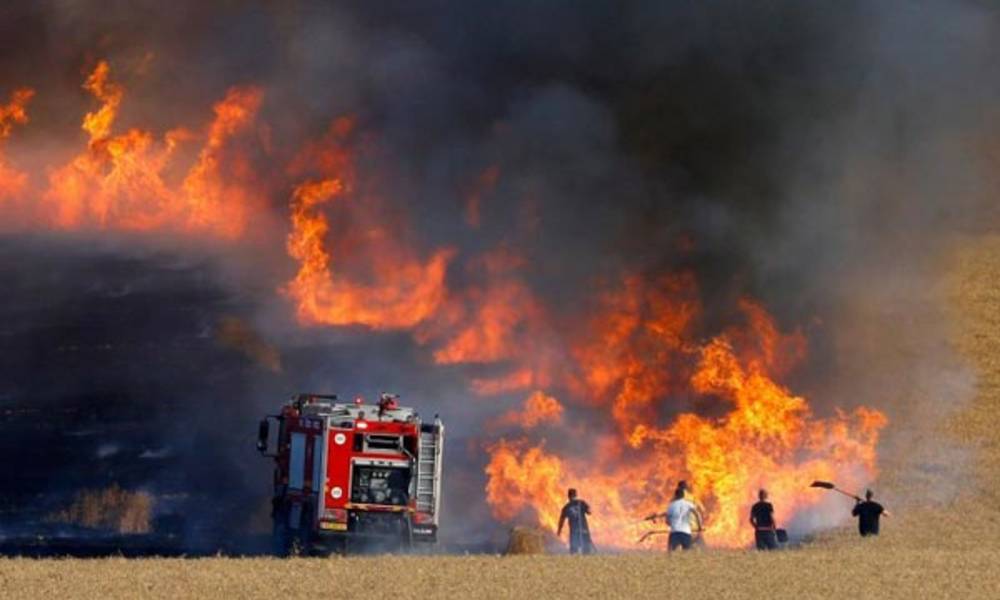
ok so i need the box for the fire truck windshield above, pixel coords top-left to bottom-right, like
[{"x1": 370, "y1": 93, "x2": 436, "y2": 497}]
[{"x1": 351, "y1": 465, "x2": 411, "y2": 506}]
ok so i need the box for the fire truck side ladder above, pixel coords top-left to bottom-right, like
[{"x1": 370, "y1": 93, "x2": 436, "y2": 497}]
[{"x1": 415, "y1": 420, "x2": 444, "y2": 515}]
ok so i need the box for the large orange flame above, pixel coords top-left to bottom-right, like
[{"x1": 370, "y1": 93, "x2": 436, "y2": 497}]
[
  {"x1": 0, "y1": 88, "x2": 33, "y2": 139},
  {"x1": 0, "y1": 87, "x2": 34, "y2": 203},
  {"x1": 429, "y1": 249, "x2": 540, "y2": 364},
  {"x1": 483, "y1": 277, "x2": 887, "y2": 549},
  {"x1": 0, "y1": 57, "x2": 888, "y2": 550},
  {"x1": 2, "y1": 61, "x2": 264, "y2": 236},
  {"x1": 282, "y1": 119, "x2": 454, "y2": 329},
  {"x1": 493, "y1": 391, "x2": 564, "y2": 429}
]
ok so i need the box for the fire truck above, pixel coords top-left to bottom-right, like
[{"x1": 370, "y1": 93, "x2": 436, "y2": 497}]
[{"x1": 256, "y1": 393, "x2": 444, "y2": 555}]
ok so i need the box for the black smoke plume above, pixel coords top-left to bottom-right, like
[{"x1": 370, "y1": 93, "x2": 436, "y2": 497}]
[{"x1": 0, "y1": 0, "x2": 996, "y2": 551}]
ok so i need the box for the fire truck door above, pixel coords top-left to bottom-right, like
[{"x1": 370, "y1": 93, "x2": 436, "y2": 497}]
[
  {"x1": 312, "y1": 435, "x2": 324, "y2": 492},
  {"x1": 289, "y1": 432, "x2": 306, "y2": 490}
]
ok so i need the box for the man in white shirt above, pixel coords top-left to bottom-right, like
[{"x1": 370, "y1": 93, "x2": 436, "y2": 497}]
[{"x1": 651, "y1": 487, "x2": 704, "y2": 551}]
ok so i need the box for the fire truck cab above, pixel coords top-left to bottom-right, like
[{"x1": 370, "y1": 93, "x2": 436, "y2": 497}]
[{"x1": 257, "y1": 393, "x2": 443, "y2": 555}]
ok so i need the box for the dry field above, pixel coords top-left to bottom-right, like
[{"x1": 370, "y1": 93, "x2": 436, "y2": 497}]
[
  {"x1": 2, "y1": 235, "x2": 1000, "y2": 599},
  {"x1": 1, "y1": 544, "x2": 999, "y2": 600}
]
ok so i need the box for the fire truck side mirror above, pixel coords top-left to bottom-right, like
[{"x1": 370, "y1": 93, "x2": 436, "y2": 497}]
[{"x1": 257, "y1": 416, "x2": 281, "y2": 456}]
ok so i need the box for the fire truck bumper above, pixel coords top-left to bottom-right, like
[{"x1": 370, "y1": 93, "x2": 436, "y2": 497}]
[{"x1": 411, "y1": 523, "x2": 437, "y2": 542}]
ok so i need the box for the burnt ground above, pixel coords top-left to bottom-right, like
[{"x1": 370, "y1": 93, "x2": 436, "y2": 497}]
[
  {"x1": 0, "y1": 237, "x2": 502, "y2": 557},
  {"x1": 0, "y1": 237, "x2": 278, "y2": 556}
]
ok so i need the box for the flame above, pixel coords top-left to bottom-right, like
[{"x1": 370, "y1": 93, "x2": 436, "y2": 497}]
[
  {"x1": 0, "y1": 88, "x2": 33, "y2": 139},
  {"x1": 0, "y1": 61, "x2": 264, "y2": 236},
  {"x1": 282, "y1": 119, "x2": 454, "y2": 329},
  {"x1": 571, "y1": 273, "x2": 700, "y2": 432},
  {"x1": 179, "y1": 86, "x2": 264, "y2": 237},
  {"x1": 484, "y1": 276, "x2": 887, "y2": 549},
  {"x1": 81, "y1": 61, "x2": 123, "y2": 143},
  {"x1": 0, "y1": 56, "x2": 889, "y2": 551},
  {"x1": 430, "y1": 249, "x2": 540, "y2": 364},
  {"x1": 493, "y1": 391, "x2": 564, "y2": 429},
  {"x1": 0, "y1": 87, "x2": 34, "y2": 202},
  {"x1": 470, "y1": 368, "x2": 549, "y2": 396}
]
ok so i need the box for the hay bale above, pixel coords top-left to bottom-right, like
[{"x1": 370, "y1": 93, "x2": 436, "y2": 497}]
[{"x1": 505, "y1": 526, "x2": 546, "y2": 555}]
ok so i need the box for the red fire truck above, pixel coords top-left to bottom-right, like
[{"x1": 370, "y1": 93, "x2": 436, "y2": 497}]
[{"x1": 257, "y1": 393, "x2": 444, "y2": 555}]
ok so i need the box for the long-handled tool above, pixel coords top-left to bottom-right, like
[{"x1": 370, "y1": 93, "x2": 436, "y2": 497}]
[
  {"x1": 810, "y1": 480, "x2": 861, "y2": 501},
  {"x1": 637, "y1": 529, "x2": 670, "y2": 543},
  {"x1": 637, "y1": 528, "x2": 705, "y2": 545}
]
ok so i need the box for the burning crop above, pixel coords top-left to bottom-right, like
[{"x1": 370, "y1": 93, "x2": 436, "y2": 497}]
[
  {"x1": 0, "y1": 87, "x2": 33, "y2": 202},
  {"x1": 2, "y1": 61, "x2": 264, "y2": 236},
  {"x1": 0, "y1": 56, "x2": 888, "y2": 550},
  {"x1": 481, "y1": 277, "x2": 886, "y2": 549},
  {"x1": 8, "y1": 0, "x2": 985, "y2": 556}
]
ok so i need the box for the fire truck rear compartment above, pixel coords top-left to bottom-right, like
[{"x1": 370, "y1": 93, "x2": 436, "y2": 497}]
[{"x1": 260, "y1": 394, "x2": 443, "y2": 554}]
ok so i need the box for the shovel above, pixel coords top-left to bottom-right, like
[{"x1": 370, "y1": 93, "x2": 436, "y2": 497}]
[{"x1": 810, "y1": 480, "x2": 861, "y2": 501}]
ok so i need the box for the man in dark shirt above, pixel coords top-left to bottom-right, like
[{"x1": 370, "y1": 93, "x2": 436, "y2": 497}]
[
  {"x1": 557, "y1": 488, "x2": 594, "y2": 554},
  {"x1": 749, "y1": 488, "x2": 778, "y2": 550},
  {"x1": 852, "y1": 489, "x2": 888, "y2": 536}
]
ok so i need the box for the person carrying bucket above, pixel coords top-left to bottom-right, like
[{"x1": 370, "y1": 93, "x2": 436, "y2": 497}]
[{"x1": 749, "y1": 488, "x2": 779, "y2": 550}]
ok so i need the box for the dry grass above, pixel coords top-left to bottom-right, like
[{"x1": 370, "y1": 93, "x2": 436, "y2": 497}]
[
  {"x1": 5, "y1": 234, "x2": 1000, "y2": 599},
  {"x1": 49, "y1": 484, "x2": 153, "y2": 534},
  {"x1": 946, "y1": 235, "x2": 1000, "y2": 499},
  {"x1": 1, "y1": 546, "x2": 999, "y2": 600}
]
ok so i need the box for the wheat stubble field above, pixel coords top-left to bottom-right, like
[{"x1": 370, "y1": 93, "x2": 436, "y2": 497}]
[{"x1": 2, "y1": 236, "x2": 1000, "y2": 599}]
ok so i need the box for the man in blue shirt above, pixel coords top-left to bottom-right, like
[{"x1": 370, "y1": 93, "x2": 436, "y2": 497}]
[{"x1": 557, "y1": 488, "x2": 594, "y2": 554}]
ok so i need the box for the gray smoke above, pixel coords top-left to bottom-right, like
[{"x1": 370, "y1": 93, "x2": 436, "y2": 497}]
[{"x1": 0, "y1": 0, "x2": 996, "y2": 550}]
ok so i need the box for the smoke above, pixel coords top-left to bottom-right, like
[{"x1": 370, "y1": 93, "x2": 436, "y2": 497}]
[{"x1": 0, "y1": 0, "x2": 996, "y2": 550}]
